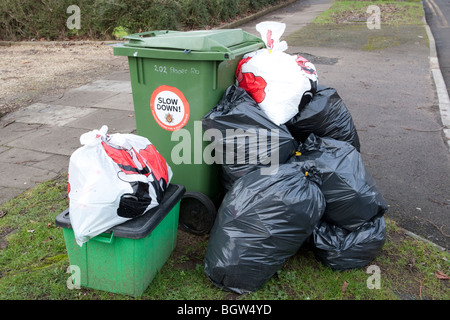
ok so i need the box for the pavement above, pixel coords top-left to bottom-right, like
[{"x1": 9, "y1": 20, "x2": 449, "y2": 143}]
[{"x1": 0, "y1": 0, "x2": 449, "y2": 249}]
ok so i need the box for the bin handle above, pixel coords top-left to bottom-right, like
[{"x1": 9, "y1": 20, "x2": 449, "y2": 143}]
[
  {"x1": 91, "y1": 232, "x2": 114, "y2": 244},
  {"x1": 124, "y1": 30, "x2": 177, "y2": 42}
]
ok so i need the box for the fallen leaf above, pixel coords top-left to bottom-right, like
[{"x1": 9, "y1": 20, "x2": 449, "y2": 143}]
[
  {"x1": 341, "y1": 281, "x2": 349, "y2": 296},
  {"x1": 407, "y1": 258, "x2": 416, "y2": 271},
  {"x1": 41, "y1": 236, "x2": 53, "y2": 244},
  {"x1": 435, "y1": 271, "x2": 449, "y2": 280}
]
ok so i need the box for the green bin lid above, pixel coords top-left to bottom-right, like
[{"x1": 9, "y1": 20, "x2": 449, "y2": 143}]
[{"x1": 114, "y1": 29, "x2": 265, "y2": 61}]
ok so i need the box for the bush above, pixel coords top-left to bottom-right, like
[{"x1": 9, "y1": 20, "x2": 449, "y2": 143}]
[
  {"x1": 0, "y1": 0, "x2": 71, "y2": 40},
  {"x1": 0, "y1": 0, "x2": 285, "y2": 41}
]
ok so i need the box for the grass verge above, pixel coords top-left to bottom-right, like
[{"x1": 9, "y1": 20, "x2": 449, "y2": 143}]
[
  {"x1": 0, "y1": 174, "x2": 448, "y2": 300},
  {"x1": 314, "y1": 0, "x2": 424, "y2": 25}
]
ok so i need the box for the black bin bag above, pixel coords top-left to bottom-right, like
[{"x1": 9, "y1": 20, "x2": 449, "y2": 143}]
[
  {"x1": 291, "y1": 134, "x2": 388, "y2": 231},
  {"x1": 286, "y1": 85, "x2": 361, "y2": 151},
  {"x1": 204, "y1": 162, "x2": 326, "y2": 294},
  {"x1": 311, "y1": 215, "x2": 386, "y2": 270},
  {"x1": 202, "y1": 85, "x2": 298, "y2": 191}
]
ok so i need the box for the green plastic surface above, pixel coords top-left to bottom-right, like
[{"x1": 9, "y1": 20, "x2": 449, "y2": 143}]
[
  {"x1": 114, "y1": 29, "x2": 265, "y2": 61},
  {"x1": 113, "y1": 29, "x2": 265, "y2": 201},
  {"x1": 61, "y1": 201, "x2": 180, "y2": 297}
]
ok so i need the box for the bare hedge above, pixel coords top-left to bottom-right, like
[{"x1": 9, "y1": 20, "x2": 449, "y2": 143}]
[{"x1": 0, "y1": 0, "x2": 284, "y2": 41}]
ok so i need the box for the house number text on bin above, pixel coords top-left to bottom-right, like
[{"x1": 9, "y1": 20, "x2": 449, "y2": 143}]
[{"x1": 150, "y1": 85, "x2": 190, "y2": 131}]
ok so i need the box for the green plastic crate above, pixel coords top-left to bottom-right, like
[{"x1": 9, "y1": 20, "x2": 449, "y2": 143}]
[{"x1": 55, "y1": 184, "x2": 185, "y2": 297}]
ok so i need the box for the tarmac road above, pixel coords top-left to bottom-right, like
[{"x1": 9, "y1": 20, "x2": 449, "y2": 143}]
[
  {"x1": 238, "y1": 0, "x2": 450, "y2": 249},
  {"x1": 423, "y1": 0, "x2": 450, "y2": 97}
]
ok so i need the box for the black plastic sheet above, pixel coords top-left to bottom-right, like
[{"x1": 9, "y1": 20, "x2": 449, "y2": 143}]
[
  {"x1": 311, "y1": 215, "x2": 386, "y2": 270},
  {"x1": 291, "y1": 134, "x2": 387, "y2": 231},
  {"x1": 202, "y1": 85, "x2": 298, "y2": 191},
  {"x1": 204, "y1": 162, "x2": 325, "y2": 294},
  {"x1": 286, "y1": 86, "x2": 361, "y2": 151}
]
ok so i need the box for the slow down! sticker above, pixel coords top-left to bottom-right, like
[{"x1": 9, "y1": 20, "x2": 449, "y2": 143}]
[{"x1": 150, "y1": 85, "x2": 190, "y2": 131}]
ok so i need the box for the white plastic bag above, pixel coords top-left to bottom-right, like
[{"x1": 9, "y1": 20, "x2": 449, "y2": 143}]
[
  {"x1": 236, "y1": 21, "x2": 318, "y2": 126},
  {"x1": 255, "y1": 21, "x2": 288, "y2": 52},
  {"x1": 68, "y1": 125, "x2": 172, "y2": 246}
]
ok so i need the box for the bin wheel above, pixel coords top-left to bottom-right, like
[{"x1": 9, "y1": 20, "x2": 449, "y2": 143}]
[{"x1": 179, "y1": 192, "x2": 217, "y2": 235}]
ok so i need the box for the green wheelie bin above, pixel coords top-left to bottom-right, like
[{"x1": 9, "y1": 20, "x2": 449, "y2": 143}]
[{"x1": 113, "y1": 29, "x2": 265, "y2": 234}]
